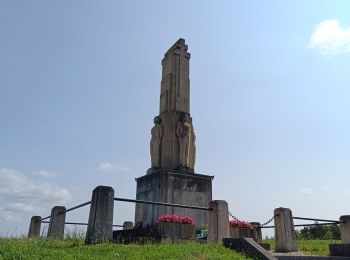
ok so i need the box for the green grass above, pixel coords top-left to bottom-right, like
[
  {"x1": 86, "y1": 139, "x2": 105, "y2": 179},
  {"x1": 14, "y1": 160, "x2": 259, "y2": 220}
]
[
  {"x1": 264, "y1": 239, "x2": 341, "y2": 256},
  {"x1": 0, "y1": 238, "x2": 250, "y2": 260}
]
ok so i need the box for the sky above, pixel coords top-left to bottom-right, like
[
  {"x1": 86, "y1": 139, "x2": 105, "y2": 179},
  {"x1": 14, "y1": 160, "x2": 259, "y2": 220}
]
[{"x1": 1, "y1": 0, "x2": 350, "y2": 237}]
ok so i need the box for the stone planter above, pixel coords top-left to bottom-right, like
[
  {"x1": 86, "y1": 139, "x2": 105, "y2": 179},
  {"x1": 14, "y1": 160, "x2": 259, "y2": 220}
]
[
  {"x1": 155, "y1": 223, "x2": 196, "y2": 241},
  {"x1": 230, "y1": 227, "x2": 253, "y2": 239}
]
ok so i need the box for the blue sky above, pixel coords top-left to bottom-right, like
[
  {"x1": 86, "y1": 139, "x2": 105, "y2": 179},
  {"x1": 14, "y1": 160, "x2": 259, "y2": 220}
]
[{"x1": 1, "y1": 0, "x2": 350, "y2": 237}]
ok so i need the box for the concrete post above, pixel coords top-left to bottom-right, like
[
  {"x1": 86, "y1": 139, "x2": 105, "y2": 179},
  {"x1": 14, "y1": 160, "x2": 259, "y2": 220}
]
[
  {"x1": 85, "y1": 186, "x2": 114, "y2": 244},
  {"x1": 123, "y1": 221, "x2": 133, "y2": 230},
  {"x1": 250, "y1": 222, "x2": 262, "y2": 243},
  {"x1": 274, "y1": 207, "x2": 297, "y2": 252},
  {"x1": 207, "y1": 200, "x2": 230, "y2": 243},
  {"x1": 340, "y1": 215, "x2": 350, "y2": 243},
  {"x1": 47, "y1": 206, "x2": 66, "y2": 240},
  {"x1": 28, "y1": 216, "x2": 41, "y2": 238}
]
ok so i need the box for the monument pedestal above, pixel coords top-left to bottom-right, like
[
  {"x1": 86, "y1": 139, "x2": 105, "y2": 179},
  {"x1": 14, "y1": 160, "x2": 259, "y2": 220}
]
[{"x1": 135, "y1": 170, "x2": 213, "y2": 230}]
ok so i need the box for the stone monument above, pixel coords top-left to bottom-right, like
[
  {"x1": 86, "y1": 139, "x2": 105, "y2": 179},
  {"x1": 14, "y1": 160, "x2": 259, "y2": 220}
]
[{"x1": 135, "y1": 39, "x2": 213, "y2": 229}]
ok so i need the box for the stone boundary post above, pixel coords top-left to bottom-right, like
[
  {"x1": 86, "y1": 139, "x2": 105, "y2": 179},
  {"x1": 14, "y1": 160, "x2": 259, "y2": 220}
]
[
  {"x1": 85, "y1": 186, "x2": 114, "y2": 244},
  {"x1": 28, "y1": 216, "x2": 41, "y2": 238},
  {"x1": 274, "y1": 207, "x2": 297, "y2": 252},
  {"x1": 207, "y1": 200, "x2": 230, "y2": 243},
  {"x1": 250, "y1": 222, "x2": 262, "y2": 243},
  {"x1": 340, "y1": 215, "x2": 350, "y2": 243},
  {"x1": 47, "y1": 206, "x2": 66, "y2": 239}
]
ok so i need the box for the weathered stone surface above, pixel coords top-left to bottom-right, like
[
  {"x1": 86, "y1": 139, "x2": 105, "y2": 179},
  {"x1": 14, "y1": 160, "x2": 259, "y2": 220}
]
[
  {"x1": 150, "y1": 116, "x2": 163, "y2": 169},
  {"x1": 329, "y1": 243, "x2": 350, "y2": 257},
  {"x1": 149, "y1": 38, "x2": 196, "y2": 172},
  {"x1": 28, "y1": 216, "x2": 41, "y2": 238},
  {"x1": 230, "y1": 227, "x2": 253, "y2": 239},
  {"x1": 340, "y1": 215, "x2": 350, "y2": 243},
  {"x1": 134, "y1": 170, "x2": 213, "y2": 230},
  {"x1": 47, "y1": 206, "x2": 66, "y2": 240},
  {"x1": 155, "y1": 223, "x2": 196, "y2": 241},
  {"x1": 223, "y1": 237, "x2": 277, "y2": 260},
  {"x1": 208, "y1": 200, "x2": 230, "y2": 243},
  {"x1": 274, "y1": 207, "x2": 297, "y2": 252},
  {"x1": 85, "y1": 186, "x2": 114, "y2": 244},
  {"x1": 251, "y1": 222, "x2": 263, "y2": 243},
  {"x1": 123, "y1": 221, "x2": 133, "y2": 230}
]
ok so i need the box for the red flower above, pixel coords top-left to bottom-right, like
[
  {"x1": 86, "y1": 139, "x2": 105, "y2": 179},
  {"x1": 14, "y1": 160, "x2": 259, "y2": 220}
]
[
  {"x1": 157, "y1": 214, "x2": 195, "y2": 225},
  {"x1": 229, "y1": 220, "x2": 253, "y2": 229}
]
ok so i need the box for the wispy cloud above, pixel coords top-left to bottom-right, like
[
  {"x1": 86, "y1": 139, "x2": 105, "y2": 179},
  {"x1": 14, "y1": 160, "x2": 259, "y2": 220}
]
[
  {"x1": 340, "y1": 189, "x2": 350, "y2": 195},
  {"x1": 321, "y1": 186, "x2": 332, "y2": 192},
  {"x1": 33, "y1": 170, "x2": 57, "y2": 178},
  {"x1": 97, "y1": 162, "x2": 130, "y2": 173},
  {"x1": 307, "y1": 19, "x2": 350, "y2": 55},
  {"x1": 0, "y1": 168, "x2": 72, "y2": 221},
  {"x1": 300, "y1": 187, "x2": 313, "y2": 197}
]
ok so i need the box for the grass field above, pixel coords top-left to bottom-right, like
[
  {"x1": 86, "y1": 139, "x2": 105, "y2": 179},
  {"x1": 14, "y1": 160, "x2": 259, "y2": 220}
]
[
  {"x1": 0, "y1": 238, "x2": 342, "y2": 259},
  {"x1": 265, "y1": 239, "x2": 341, "y2": 256},
  {"x1": 0, "y1": 238, "x2": 250, "y2": 260}
]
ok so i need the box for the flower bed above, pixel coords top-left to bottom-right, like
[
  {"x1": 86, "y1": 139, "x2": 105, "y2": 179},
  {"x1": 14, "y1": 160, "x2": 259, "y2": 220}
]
[
  {"x1": 155, "y1": 215, "x2": 195, "y2": 241},
  {"x1": 229, "y1": 220, "x2": 253, "y2": 229},
  {"x1": 229, "y1": 220, "x2": 254, "y2": 239}
]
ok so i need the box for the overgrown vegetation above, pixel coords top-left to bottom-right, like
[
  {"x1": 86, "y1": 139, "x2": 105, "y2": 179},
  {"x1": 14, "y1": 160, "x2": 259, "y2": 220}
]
[
  {"x1": 0, "y1": 238, "x2": 250, "y2": 260},
  {"x1": 264, "y1": 239, "x2": 341, "y2": 256},
  {"x1": 296, "y1": 224, "x2": 340, "y2": 240}
]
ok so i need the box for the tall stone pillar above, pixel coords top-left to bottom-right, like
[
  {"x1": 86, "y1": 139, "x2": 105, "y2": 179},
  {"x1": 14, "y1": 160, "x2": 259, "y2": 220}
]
[
  {"x1": 136, "y1": 39, "x2": 212, "y2": 230},
  {"x1": 149, "y1": 38, "x2": 196, "y2": 173}
]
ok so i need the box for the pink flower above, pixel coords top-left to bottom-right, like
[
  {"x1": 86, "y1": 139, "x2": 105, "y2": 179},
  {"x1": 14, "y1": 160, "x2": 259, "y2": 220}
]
[
  {"x1": 157, "y1": 214, "x2": 195, "y2": 225},
  {"x1": 229, "y1": 220, "x2": 253, "y2": 229}
]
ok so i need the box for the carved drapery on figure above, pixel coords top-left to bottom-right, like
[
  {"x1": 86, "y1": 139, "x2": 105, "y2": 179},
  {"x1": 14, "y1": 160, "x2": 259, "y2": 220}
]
[
  {"x1": 150, "y1": 116, "x2": 163, "y2": 169},
  {"x1": 188, "y1": 127, "x2": 196, "y2": 169},
  {"x1": 176, "y1": 114, "x2": 192, "y2": 169}
]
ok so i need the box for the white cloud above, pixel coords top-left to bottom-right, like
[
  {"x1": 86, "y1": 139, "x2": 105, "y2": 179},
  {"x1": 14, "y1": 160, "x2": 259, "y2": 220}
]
[
  {"x1": 33, "y1": 170, "x2": 57, "y2": 178},
  {"x1": 308, "y1": 19, "x2": 350, "y2": 55},
  {"x1": 300, "y1": 187, "x2": 313, "y2": 196},
  {"x1": 0, "y1": 168, "x2": 72, "y2": 222},
  {"x1": 97, "y1": 162, "x2": 130, "y2": 173}
]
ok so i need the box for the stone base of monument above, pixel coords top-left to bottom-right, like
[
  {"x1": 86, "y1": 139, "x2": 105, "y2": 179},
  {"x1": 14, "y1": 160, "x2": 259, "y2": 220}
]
[
  {"x1": 134, "y1": 170, "x2": 213, "y2": 230},
  {"x1": 112, "y1": 223, "x2": 195, "y2": 244},
  {"x1": 113, "y1": 227, "x2": 158, "y2": 244},
  {"x1": 155, "y1": 222, "x2": 196, "y2": 242},
  {"x1": 329, "y1": 244, "x2": 350, "y2": 257}
]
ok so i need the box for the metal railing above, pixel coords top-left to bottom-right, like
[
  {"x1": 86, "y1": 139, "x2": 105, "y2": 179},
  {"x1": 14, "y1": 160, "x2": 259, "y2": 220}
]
[
  {"x1": 38, "y1": 201, "x2": 92, "y2": 222},
  {"x1": 114, "y1": 197, "x2": 213, "y2": 211},
  {"x1": 260, "y1": 215, "x2": 341, "y2": 229}
]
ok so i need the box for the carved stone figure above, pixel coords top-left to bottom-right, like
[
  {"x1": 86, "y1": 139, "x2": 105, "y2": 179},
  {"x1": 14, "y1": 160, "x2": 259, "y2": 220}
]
[
  {"x1": 188, "y1": 128, "x2": 196, "y2": 169},
  {"x1": 150, "y1": 116, "x2": 163, "y2": 168},
  {"x1": 176, "y1": 113, "x2": 192, "y2": 168}
]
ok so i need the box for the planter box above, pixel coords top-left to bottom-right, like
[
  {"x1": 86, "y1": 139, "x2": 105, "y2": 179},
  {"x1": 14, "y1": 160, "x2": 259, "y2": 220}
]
[
  {"x1": 155, "y1": 223, "x2": 196, "y2": 241},
  {"x1": 230, "y1": 227, "x2": 253, "y2": 239},
  {"x1": 230, "y1": 227, "x2": 262, "y2": 242}
]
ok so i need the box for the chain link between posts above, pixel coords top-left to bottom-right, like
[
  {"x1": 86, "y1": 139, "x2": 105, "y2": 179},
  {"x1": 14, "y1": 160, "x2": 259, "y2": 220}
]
[{"x1": 228, "y1": 211, "x2": 279, "y2": 229}]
